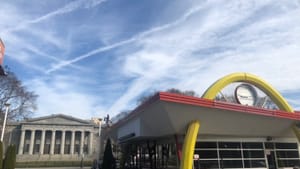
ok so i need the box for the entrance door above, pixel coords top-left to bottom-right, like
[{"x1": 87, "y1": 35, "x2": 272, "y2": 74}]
[{"x1": 267, "y1": 151, "x2": 277, "y2": 169}]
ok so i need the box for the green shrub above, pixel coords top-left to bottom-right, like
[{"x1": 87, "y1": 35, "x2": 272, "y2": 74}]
[
  {"x1": 10, "y1": 145, "x2": 16, "y2": 169},
  {"x1": 3, "y1": 145, "x2": 16, "y2": 169},
  {"x1": 102, "y1": 138, "x2": 116, "y2": 169}
]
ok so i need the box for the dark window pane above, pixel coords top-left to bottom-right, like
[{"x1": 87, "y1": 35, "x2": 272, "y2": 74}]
[
  {"x1": 33, "y1": 144, "x2": 40, "y2": 154},
  {"x1": 265, "y1": 142, "x2": 274, "y2": 149},
  {"x1": 194, "y1": 150, "x2": 218, "y2": 159},
  {"x1": 278, "y1": 160, "x2": 300, "y2": 167},
  {"x1": 243, "y1": 150, "x2": 265, "y2": 158},
  {"x1": 219, "y1": 142, "x2": 241, "y2": 149},
  {"x1": 275, "y1": 143, "x2": 298, "y2": 149},
  {"x1": 244, "y1": 160, "x2": 266, "y2": 168},
  {"x1": 242, "y1": 142, "x2": 263, "y2": 149},
  {"x1": 24, "y1": 144, "x2": 29, "y2": 154},
  {"x1": 199, "y1": 160, "x2": 219, "y2": 169},
  {"x1": 276, "y1": 151, "x2": 300, "y2": 158},
  {"x1": 194, "y1": 160, "x2": 201, "y2": 169},
  {"x1": 219, "y1": 150, "x2": 241, "y2": 158},
  {"x1": 221, "y1": 160, "x2": 242, "y2": 168},
  {"x1": 196, "y1": 142, "x2": 217, "y2": 149}
]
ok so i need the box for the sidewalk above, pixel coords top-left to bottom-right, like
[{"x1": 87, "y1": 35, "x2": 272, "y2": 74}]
[{"x1": 16, "y1": 167, "x2": 91, "y2": 169}]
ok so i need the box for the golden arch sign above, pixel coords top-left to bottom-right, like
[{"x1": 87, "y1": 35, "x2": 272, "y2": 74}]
[
  {"x1": 202, "y1": 72, "x2": 293, "y2": 112},
  {"x1": 180, "y1": 72, "x2": 294, "y2": 169}
]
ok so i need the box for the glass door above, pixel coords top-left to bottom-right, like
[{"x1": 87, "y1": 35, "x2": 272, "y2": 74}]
[{"x1": 266, "y1": 151, "x2": 277, "y2": 169}]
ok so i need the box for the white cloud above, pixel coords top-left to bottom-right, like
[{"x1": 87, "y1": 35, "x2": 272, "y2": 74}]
[
  {"x1": 104, "y1": 0, "x2": 300, "y2": 116},
  {"x1": 29, "y1": 78, "x2": 106, "y2": 119},
  {"x1": 2, "y1": 0, "x2": 108, "y2": 34},
  {"x1": 2, "y1": 0, "x2": 300, "y2": 120}
]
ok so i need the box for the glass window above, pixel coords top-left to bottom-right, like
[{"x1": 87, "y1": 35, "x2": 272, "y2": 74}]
[
  {"x1": 219, "y1": 142, "x2": 241, "y2": 149},
  {"x1": 276, "y1": 150, "x2": 300, "y2": 158},
  {"x1": 24, "y1": 144, "x2": 29, "y2": 154},
  {"x1": 242, "y1": 142, "x2": 263, "y2": 149},
  {"x1": 54, "y1": 144, "x2": 60, "y2": 154},
  {"x1": 199, "y1": 160, "x2": 219, "y2": 169},
  {"x1": 243, "y1": 150, "x2": 265, "y2": 158},
  {"x1": 75, "y1": 144, "x2": 80, "y2": 154},
  {"x1": 219, "y1": 150, "x2": 242, "y2": 158},
  {"x1": 64, "y1": 145, "x2": 71, "y2": 154},
  {"x1": 196, "y1": 142, "x2": 217, "y2": 149},
  {"x1": 244, "y1": 160, "x2": 266, "y2": 168},
  {"x1": 275, "y1": 143, "x2": 298, "y2": 149},
  {"x1": 195, "y1": 150, "x2": 218, "y2": 159},
  {"x1": 84, "y1": 145, "x2": 88, "y2": 154},
  {"x1": 265, "y1": 142, "x2": 274, "y2": 149},
  {"x1": 33, "y1": 144, "x2": 40, "y2": 154},
  {"x1": 278, "y1": 160, "x2": 300, "y2": 167},
  {"x1": 44, "y1": 144, "x2": 50, "y2": 154},
  {"x1": 221, "y1": 160, "x2": 243, "y2": 168}
]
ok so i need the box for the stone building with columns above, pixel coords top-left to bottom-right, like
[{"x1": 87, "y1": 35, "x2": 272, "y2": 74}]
[{"x1": 2, "y1": 114, "x2": 101, "y2": 167}]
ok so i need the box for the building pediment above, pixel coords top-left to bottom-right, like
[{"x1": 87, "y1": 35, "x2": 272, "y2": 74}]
[{"x1": 22, "y1": 114, "x2": 91, "y2": 125}]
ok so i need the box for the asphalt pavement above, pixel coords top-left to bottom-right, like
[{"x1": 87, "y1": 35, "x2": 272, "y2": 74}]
[{"x1": 16, "y1": 167, "x2": 91, "y2": 169}]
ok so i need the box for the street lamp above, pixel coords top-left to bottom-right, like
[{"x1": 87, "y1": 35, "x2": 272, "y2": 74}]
[{"x1": 1, "y1": 103, "x2": 10, "y2": 142}]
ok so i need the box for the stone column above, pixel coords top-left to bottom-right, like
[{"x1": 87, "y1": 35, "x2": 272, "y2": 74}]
[
  {"x1": 29, "y1": 130, "x2": 35, "y2": 155},
  {"x1": 70, "y1": 130, "x2": 75, "y2": 154},
  {"x1": 50, "y1": 130, "x2": 56, "y2": 155},
  {"x1": 40, "y1": 130, "x2": 46, "y2": 154},
  {"x1": 18, "y1": 129, "x2": 26, "y2": 155},
  {"x1": 89, "y1": 131, "x2": 93, "y2": 155},
  {"x1": 80, "y1": 131, "x2": 84, "y2": 155},
  {"x1": 60, "y1": 130, "x2": 65, "y2": 154}
]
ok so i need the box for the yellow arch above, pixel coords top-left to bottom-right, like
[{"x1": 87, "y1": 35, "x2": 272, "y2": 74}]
[
  {"x1": 180, "y1": 73, "x2": 294, "y2": 169},
  {"x1": 202, "y1": 72, "x2": 293, "y2": 112},
  {"x1": 180, "y1": 120, "x2": 200, "y2": 169}
]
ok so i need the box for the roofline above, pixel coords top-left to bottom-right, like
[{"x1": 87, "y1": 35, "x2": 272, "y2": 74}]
[
  {"x1": 111, "y1": 92, "x2": 300, "y2": 129},
  {"x1": 159, "y1": 92, "x2": 300, "y2": 120},
  {"x1": 23, "y1": 113, "x2": 91, "y2": 124},
  {"x1": 110, "y1": 93, "x2": 160, "y2": 129}
]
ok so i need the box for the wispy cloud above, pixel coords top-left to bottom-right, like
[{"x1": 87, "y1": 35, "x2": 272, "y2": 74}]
[
  {"x1": 46, "y1": 3, "x2": 210, "y2": 73},
  {"x1": 2, "y1": 0, "x2": 300, "y2": 119},
  {"x1": 105, "y1": 0, "x2": 300, "y2": 116},
  {"x1": 2, "y1": 0, "x2": 107, "y2": 34},
  {"x1": 28, "y1": 76, "x2": 103, "y2": 119}
]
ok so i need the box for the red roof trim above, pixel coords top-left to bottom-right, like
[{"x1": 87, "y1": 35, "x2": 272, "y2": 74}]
[
  {"x1": 159, "y1": 92, "x2": 300, "y2": 120},
  {"x1": 111, "y1": 92, "x2": 300, "y2": 129}
]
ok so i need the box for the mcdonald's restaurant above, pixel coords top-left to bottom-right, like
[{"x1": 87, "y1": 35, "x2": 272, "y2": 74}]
[{"x1": 104, "y1": 72, "x2": 300, "y2": 169}]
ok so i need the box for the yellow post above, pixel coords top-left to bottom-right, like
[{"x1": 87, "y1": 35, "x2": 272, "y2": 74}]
[{"x1": 180, "y1": 120, "x2": 200, "y2": 169}]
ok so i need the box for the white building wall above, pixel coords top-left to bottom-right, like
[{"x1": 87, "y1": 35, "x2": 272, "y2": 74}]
[{"x1": 117, "y1": 117, "x2": 141, "y2": 139}]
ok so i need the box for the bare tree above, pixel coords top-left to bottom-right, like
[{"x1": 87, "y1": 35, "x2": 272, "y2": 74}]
[
  {"x1": 166, "y1": 88, "x2": 197, "y2": 97},
  {"x1": 0, "y1": 70, "x2": 38, "y2": 121},
  {"x1": 137, "y1": 88, "x2": 198, "y2": 105}
]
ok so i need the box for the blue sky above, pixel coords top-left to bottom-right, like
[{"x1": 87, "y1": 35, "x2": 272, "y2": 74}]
[{"x1": 1, "y1": 0, "x2": 300, "y2": 119}]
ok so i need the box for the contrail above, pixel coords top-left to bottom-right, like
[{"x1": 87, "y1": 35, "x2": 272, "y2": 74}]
[
  {"x1": 2, "y1": 0, "x2": 107, "y2": 34},
  {"x1": 46, "y1": 4, "x2": 208, "y2": 73}
]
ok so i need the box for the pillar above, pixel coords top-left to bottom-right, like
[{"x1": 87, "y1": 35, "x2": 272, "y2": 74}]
[
  {"x1": 29, "y1": 130, "x2": 35, "y2": 155},
  {"x1": 50, "y1": 130, "x2": 56, "y2": 155},
  {"x1": 89, "y1": 131, "x2": 93, "y2": 154},
  {"x1": 18, "y1": 129, "x2": 25, "y2": 155},
  {"x1": 70, "y1": 130, "x2": 75, "y2": 154},
  {"x1": 60, "y1": 130, "x2": 65, "y2": 154},
  {"x1": 80, "y1": 130, "x2": 84, "y2": 155},
  {"x1": 40, "y1": 130, "x2": 46, "y2": 154}
]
